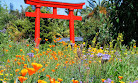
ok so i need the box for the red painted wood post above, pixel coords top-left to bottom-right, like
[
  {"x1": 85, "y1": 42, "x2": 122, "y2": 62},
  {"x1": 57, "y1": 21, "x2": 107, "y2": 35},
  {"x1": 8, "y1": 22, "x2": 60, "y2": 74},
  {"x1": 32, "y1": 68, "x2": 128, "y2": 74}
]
[
  {"x1": 35, "y1": 5, "x2": 41, "y2": 48},
  {"x1": 69, "y1": 8, "x2": 75, "y2": 43},
  {"x1": 53, "y1": 7, "x2": 57, "y2": 15}
]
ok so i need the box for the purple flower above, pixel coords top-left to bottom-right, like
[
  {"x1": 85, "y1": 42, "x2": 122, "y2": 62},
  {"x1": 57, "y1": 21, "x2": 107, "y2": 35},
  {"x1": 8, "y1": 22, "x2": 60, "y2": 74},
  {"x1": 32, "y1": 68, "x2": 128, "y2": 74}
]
[
  {"x1": 80, "y1": 81, "x2": 82, "y2": 83},
  {"x1": 132, "y1": 80, "x2": 138, "y2": 83},
  {"x1": 90, "y1": 54, "x2": 94, "y2": 57},
  {"x1": 1, "y1": 54, "x2": 4, "y2": 56},
  {"x1": 104, "y1": 78, "x2": 112, "y2": 83},
  {"x1": 97, "y1": 53, "x2": 103, "y2": 57},
  {"x1": 102, "y1": 54, "x2": 111, "y2": 60},
  {"x1": 27, "y1": 53, "x2": 34, "y2": 58},
  {"x1": 86, "y1": 67, "x2": 90, "y2": 69},
  {"x1": 83, "y1": 55, "x2": 86, "y2": 58},
  {"x1": 100, "y1": 47, "x2": 103, "y2": 49},
  {"x1": 0, "y1": 28, "x2": 6, "y2": 33}
]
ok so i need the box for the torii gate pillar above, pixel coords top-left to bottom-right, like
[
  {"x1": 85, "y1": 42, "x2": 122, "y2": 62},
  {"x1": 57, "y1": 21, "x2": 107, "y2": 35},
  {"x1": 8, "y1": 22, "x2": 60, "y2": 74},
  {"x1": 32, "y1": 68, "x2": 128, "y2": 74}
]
[
  {"x1": 35, "y1": 5, "x2": 41, "y2": 47},
  {"x1": 69, "y1": 8, "x2": 75, "y2": 43}
]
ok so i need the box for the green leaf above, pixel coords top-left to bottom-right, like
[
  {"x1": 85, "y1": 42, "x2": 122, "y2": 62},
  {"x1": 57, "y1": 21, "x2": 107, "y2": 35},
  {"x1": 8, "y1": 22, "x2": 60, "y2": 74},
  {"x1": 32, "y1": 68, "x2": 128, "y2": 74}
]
[
  {"x1": 116, "y1": 18, "x2": 119, "y2": 23},
  {"x1": 39, "y1": 76, "x2": 45, "y2": 80},
  {"x1": 99, "y1": 13, "x2": 103, "y2": 18},
  {"x1": 9, "y1": 79, "x2": 14, "y2": 83}
]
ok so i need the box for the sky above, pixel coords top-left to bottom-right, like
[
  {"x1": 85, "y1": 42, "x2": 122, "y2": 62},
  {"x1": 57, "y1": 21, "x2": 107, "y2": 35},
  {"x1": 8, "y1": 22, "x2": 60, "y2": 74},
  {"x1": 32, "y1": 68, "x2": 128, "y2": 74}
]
[{"x1": 1, "y1": 0, "x2": 93, "y2": 15}]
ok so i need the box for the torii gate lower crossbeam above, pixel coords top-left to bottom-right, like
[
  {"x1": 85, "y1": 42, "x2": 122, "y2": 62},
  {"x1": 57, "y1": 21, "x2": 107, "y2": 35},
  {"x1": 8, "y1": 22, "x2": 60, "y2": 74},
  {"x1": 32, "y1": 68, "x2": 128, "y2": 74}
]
[{"x1": 24, "y1": 0, "x2": 85, "y2": 48}]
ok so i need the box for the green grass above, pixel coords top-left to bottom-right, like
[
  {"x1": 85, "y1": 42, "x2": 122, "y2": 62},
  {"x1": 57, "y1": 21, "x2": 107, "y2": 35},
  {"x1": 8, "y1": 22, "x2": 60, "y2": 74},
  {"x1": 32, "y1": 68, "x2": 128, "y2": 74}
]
[{"x1": 0, "y1": 40, "x2": 138, "y2": 83}]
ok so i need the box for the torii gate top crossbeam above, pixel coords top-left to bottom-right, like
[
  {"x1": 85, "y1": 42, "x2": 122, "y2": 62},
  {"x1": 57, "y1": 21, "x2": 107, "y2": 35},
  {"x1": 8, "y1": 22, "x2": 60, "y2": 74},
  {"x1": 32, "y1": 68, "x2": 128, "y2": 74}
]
[{"x1": 24, "y1": 0, "x2": 85, "y2": 9}]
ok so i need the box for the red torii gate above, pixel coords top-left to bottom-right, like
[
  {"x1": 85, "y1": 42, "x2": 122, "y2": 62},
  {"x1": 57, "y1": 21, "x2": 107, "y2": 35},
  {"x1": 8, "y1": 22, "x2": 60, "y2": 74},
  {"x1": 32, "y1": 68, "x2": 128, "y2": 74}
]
[{"x1": 24, "y1": 0, "x2": 85, "y2": 47}]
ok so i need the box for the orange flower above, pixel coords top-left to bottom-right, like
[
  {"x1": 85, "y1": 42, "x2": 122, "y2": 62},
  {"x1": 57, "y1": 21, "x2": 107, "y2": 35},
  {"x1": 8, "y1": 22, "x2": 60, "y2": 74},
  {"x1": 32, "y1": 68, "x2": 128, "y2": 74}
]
[
  {"x1": 21, "y1": 69, "x2": 28, "y2": 76},
  {"x1": 72, "y1": 61, "x2": 75, "y2": 64},
  {"x1": 49, "y1": 45, "x2": 52, "y2": 48},
  {"x1": 17, "y1": 62, "x2": 21, "y2": 65},
  {"x1": 50, "y1": 78, "x2": 55, "y2": 83},
  {"x1": 31, "y1": 63, "x2": 43, "y2": 71},
  {"x1": 20, "y1": 49, "x2": 23, "y2": 52},
  {"x1": 89, "y1": 61, "x2": 92, "y2": 63},
  {"x1": 53, "y1": 40, "x2": 57, "y2": 43},
  {"x1": 31, "y1": 50, "x2": 34, "y2": 53},
  {"x1": 23, "y1": 66, "x2": 27, "y2": 68},
  {"x1": 134, "y1": 46, "x2": 136, "y2": 48},
  {"x1": 52, "y1": 45, "x2": 55, "y2": 47},
  {"x1": 15, "y1": 69, "x2": 19, "y2": 72},
  {"x1": 54, "y1": 57, "x2": 58, "y2": 60},
  {"x1": 101, "y1": 79, "x2": 105, "y2": 82},
  {"x1": 72, "y1": 80, "x2": 79, "y2": 83},
  {"x1": 7, "y1": 59, "x2": 10, "y2": 63},
  {"x1": 24, "y1": 64, "x2": 27, "y2": 66},
  {"x1": 42, "y1": 68, "x2": 45, "y2": 72},
  {"x1": 45, "y1": 64, "x2": 48, "y2": 67},
  {"x1": 38, "y1": 80, "x2": 47, "y2": 83},
  {"x1": 38, "y1": 38, "x2": 41, "y2": 41},
  {"x1": 65, "y1": 61, "x2": 68, "y2": 64},
  {"x1": 42, "y1": 51, "x2": 45, "y2": 54},
  {"x1": 51, "y1": 69, "x2": 55, "y2": 72},
  {"x1": 57, "y1": 78, "x2": 63, "y2": 82},
  {"x1": 1, "y1": 70, "x2": 4, "y2": 72},
  {"x1": 18, "y1": 55, "x2": 21, "y2": 57},
  {"x1": 8, "y1": 45, "x2": 12, "y2": 47},
  {"x1": 56, "y1": 63, "x2": 60, "y2": 66},
  {"x1": 28, "y1": 59, "x2": 30, "y2": 62},
  {"x1": 45, "y1": 38, "x2": 48, "y2": 41},
  {"x1": 118, "y1": 76, "x2": 123, "y2": 80},
  {"x1": 18, "y1": 76, "x2": 27, "y2": 83},
  {"x1": 26, "y1": 44, "x2": 29, "y2": 47},
  {"x1": 14, "y1": 58, "x2": 17, "y2": 61},
  {"x1": 46, "y1": 75, "x2": 51, "y2": 80},
  {"x1": 55, "y1": 67, "x2": 58, "y2": 69},
  {"x1": 21, "y1": 57, "x2": 25, "y2": 61},
  {"x1": 22, "y1": 62, "x2": 24, "y2": 64},
  {"x1": 16, "y1": 55, "x2": 19, "y2": 58},
  {"x1": 5, "y1": 49, "x2": 8, "y2": 52},
  {"x1": 27, "y1": 68, "x2": 35, "y2": 76}
]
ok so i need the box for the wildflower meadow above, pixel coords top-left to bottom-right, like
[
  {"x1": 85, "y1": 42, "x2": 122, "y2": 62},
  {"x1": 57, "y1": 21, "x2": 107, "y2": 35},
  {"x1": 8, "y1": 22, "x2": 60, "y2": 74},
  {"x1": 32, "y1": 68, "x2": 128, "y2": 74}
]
[{"x1": 0, "y1": 36, "x2": 138, "y2": 83}]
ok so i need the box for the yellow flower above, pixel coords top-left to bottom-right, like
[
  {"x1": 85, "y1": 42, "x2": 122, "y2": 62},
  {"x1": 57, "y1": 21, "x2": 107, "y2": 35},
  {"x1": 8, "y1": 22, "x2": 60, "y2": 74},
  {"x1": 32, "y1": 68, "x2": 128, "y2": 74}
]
[
  {"x1": 21, "y1": 69, "x2": 28, "y2": 76},
  {"x1": 134, "y1": 46, "x2": 136, "y2": 48},
  {"x1": 35, "y1": 48, "x2": 39, "y2": 52},
  {"x1": 5, "y1": 74, "x2": 8, "y2": 76},
  {"x1": 111, "y1": 81, "x2": 114, "y2": 83},
  {"x1": 58, "y1": 78, "x2": 63, "y2": 82},
  {"x1": 38, "y1": 80, "x2": 47, "y2": 83},
  {"x1": 10, "y1": 74, "x2": 13, "y2": 76},
  {"x1": 119, "y1": 81, "x2": 125, "y2": 83},
  {"x1": 55, "y1": 81, "x2": 60, "y2": 83}
]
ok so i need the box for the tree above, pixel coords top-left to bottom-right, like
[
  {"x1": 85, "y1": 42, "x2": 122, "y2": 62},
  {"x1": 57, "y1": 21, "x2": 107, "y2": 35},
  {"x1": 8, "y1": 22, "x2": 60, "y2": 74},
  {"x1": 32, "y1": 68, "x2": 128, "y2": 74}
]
[{"x1": 109, "y1": 0, "x2": 138, "y2": 45}]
